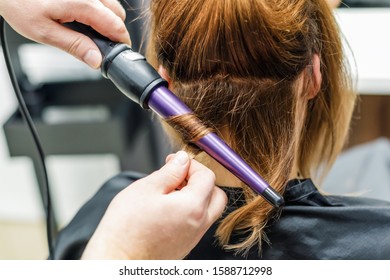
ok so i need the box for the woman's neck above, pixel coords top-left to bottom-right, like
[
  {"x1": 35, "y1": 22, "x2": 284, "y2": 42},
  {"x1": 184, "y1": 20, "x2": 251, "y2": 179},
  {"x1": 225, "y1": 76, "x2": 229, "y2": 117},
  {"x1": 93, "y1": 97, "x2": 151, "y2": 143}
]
[
  {"x1": 194, "y1": 153, "x2": 242, "y2": 187},
  {"x1": 194, "y1": 153, "x2": 299, "y2": 188}
]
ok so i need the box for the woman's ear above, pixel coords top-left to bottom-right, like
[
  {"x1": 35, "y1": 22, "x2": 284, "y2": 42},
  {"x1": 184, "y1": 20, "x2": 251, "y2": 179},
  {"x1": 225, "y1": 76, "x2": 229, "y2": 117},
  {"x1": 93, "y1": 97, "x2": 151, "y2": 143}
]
[
  {"x1": 307, "y1": 54, "x2": 322, "y2": 99},
  {"x1": 158, "y1": 65, "x2": 172, "y2": 87}
]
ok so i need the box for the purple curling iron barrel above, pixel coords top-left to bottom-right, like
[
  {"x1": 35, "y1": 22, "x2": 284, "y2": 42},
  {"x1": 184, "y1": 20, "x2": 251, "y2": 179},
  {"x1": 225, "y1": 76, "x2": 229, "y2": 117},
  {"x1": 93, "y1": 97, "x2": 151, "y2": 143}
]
[{"x1": 66, "y1": 22, "x2": 284, "y2": 207}]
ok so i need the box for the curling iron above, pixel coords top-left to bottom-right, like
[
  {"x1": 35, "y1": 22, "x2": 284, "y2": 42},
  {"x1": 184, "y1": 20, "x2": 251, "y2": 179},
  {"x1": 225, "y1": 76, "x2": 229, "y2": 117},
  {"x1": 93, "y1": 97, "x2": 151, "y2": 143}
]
[{"x1": 66, "y1": 22, "x2": 284, "y2": 208}]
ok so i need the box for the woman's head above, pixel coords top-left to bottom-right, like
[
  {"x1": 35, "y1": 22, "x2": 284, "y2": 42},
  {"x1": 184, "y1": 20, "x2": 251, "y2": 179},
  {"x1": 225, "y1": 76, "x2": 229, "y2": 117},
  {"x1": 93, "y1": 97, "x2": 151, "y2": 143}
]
[{"x1": 147, "y1": 0, "x2": 356, "y2": 253}]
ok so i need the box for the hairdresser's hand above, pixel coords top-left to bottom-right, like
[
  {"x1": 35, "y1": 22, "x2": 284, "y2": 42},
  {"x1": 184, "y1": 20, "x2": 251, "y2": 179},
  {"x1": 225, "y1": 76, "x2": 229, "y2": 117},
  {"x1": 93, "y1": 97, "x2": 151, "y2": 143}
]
[
  {"x1": 81, "y1": 151, "x2": 228, "y2": 260},
  {"x1": 0, "y1": 0, "x2": 131, "y2": 69}
]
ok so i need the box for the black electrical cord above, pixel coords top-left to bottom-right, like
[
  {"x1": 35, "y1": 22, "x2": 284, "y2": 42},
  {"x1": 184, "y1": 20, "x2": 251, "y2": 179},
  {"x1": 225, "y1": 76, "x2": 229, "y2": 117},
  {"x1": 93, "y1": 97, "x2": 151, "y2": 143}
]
[{"x1": 0, "y1": 16, "x2": 54, "y2": 258}]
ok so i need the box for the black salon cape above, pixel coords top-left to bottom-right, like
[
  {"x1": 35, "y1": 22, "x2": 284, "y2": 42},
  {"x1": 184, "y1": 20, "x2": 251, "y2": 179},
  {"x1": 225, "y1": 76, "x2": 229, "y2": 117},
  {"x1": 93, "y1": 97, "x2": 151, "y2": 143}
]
[{"x1": 52, "y1": 172, "x2": 390, "y2": 260}]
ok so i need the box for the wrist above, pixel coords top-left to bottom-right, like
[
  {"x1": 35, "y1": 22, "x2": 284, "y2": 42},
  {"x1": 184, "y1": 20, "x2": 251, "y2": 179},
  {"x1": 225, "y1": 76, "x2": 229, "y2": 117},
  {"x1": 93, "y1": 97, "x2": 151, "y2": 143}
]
[{"x1": 81, "y1": 230, "x2": 129, "y2": 260}]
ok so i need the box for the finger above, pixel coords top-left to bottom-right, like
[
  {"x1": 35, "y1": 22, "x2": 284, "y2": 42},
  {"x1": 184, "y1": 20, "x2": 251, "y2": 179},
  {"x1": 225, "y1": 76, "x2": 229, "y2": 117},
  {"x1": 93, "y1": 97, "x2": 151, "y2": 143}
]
[
  {"x1": 181, "y1": 159, "x2": 217, "y2": 201},
  {"x1": 166, "y1": 153, "x2": 188, "y2": 189},
  {"x1": 165, "y1": 153, "x2": 175, "y2": 163},
  {"x1": 206, "y1": 187, "x2": 228, "y2": 224},
  {"x1": 143, "y1": 151, "x2": 191, "y2": 193},
  {"x1": 100, "y1": 0, "x2": 127, "y2": 21},
  {"x1": 40, "y1": 22, "x2": 102, "y2": 68},
  {"x1": 51, "y1": 0, "x2": 131, "y2": 45},
  {"x1": 165, "y1": 154, "x2": 188, "y2": 190}
]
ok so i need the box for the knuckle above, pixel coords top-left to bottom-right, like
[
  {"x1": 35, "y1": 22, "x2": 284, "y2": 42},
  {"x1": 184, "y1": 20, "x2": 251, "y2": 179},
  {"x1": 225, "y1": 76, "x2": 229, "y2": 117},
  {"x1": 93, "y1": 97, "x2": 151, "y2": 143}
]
[
  {"x1": 66, "y1": 36, "x2": 84, "y2": 57},
  {"x1": 202, "y1": 169, "x2": 216, "y2": 184},
  {"x1": 83, "y1": 0, "x2": 96, "y2": 7},
  {"x1": 191, "y1": 208, "x2": 207, "y2": 223},
  {"x1": 102, "y1": 0, "x2": 127, "y2": 20},
  {"x1": 166, "y1": 168, "x2": 183, "y2": 183},
  {"x1": 153, "y1": 164, "x2": 183, "y2": 184},
  {"x1": 186, "y1": 200, "x2": 207, "y2": 225},
  {"x1": 70, "y1": 0, "x2": 94, "y2": 11},
  {"x1": 40, "y1": 0, "x2": 51, "y2": 12},
  {"x1": 112, "y1": 19, "x2": 127, "y2": 36},
  {"x1": 80, "y1": 0, "x2": 101, "y2": 15},
  {"x1": 34, "y1": 27, "x2": 51, "y2": 43},
  {"x1": 117, "y1": 4, "x2": 127, "y2": 21}
]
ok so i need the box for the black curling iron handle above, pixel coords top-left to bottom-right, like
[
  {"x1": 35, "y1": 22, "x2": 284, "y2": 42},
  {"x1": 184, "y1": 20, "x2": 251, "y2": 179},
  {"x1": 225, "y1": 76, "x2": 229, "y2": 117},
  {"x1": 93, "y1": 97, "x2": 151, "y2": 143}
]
[
  {"x1": 64, "y1": 22, "x2": 118, "y2": 59},
  {"x1": 64, "y1": 21, "x2": 168, "y2": 108}
]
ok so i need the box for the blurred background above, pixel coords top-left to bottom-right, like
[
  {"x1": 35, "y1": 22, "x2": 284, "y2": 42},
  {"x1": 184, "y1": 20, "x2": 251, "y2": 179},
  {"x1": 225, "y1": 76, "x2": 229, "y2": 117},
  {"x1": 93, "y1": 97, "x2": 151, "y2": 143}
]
[{"x1": 1, "y1": 1, "x2": 390, "y2": 259}]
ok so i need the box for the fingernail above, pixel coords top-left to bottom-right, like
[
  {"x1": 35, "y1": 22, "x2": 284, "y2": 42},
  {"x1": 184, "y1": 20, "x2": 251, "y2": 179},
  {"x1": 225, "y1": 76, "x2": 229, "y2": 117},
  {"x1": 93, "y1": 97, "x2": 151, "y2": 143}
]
[
  {"x1": 83, "y1": 49, "x2": 101, "y2": 69},
  {"x1": 172, "y1": 151, "x2": 189, "y2": 165}
]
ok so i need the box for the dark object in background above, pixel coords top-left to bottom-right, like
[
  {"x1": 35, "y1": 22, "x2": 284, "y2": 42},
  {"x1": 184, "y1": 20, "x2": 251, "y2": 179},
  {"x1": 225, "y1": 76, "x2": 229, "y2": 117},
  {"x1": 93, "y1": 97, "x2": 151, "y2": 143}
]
[{"x1": 340, "y1": 0, "x2": 390, "y2": 7}]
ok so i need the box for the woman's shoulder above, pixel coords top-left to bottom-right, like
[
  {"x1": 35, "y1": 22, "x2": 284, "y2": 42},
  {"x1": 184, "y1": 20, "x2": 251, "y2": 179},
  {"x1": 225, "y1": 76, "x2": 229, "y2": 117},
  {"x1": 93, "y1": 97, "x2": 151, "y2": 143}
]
[
  {"x1": 283, "y1": 178, "x2": 390, "y2": 207},
  {"x1": 189, "y1": 179, "x2": 390, "y2": 260},
  {"x1": 260, "y1": 179, "x2": 390, "y2": 259}
]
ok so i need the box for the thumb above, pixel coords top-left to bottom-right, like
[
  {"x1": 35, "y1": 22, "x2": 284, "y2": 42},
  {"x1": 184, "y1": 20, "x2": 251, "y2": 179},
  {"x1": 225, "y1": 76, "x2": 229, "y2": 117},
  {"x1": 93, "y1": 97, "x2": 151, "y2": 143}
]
[
  {"x1": 44, "y1": 22, "x2": 103, "y2": 69},
  {"x1": 144, "y1": 151, "x2": 190, "y2": 194}
]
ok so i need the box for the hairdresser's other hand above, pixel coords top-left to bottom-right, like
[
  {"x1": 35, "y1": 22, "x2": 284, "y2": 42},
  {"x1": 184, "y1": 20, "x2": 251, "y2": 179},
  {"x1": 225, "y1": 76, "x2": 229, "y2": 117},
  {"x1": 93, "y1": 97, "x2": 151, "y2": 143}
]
[
  {"x1": 0, "y1": 0, "x2": 131, "y2": 69},
  {"x1": 81, "y1": 151, "x2": 228, "y2": 260}
]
